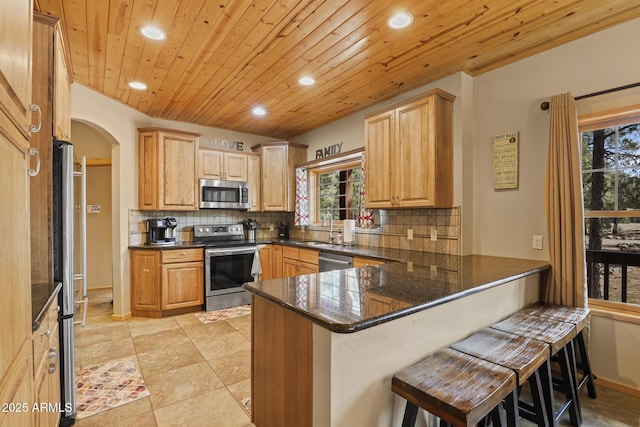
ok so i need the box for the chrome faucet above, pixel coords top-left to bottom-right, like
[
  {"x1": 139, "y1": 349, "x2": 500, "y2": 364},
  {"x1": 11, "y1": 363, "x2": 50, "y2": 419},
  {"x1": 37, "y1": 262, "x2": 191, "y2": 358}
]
[{"x1": 322, "y1": 213, "x2": 335, "y2": 243}]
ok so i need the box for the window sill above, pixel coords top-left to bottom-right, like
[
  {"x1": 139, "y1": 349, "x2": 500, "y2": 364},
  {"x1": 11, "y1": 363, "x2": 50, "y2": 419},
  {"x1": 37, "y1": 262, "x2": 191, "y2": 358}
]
[{"x1": 589, "y1": 299, "x2": 640, "y2": 325}]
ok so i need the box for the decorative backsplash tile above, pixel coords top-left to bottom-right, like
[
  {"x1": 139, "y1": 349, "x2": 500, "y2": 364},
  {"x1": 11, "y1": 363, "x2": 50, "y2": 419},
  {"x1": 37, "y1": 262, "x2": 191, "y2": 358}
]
[{"x1": 129, "y1": 206, "x2": 461, "y2": 255}]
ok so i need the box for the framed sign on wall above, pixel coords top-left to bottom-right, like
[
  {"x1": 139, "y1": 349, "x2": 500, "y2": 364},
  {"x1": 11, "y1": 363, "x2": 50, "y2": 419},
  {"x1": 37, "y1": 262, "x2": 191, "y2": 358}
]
[{"x1": 493, "y1": 131, "x2": 519, "y2": 190}]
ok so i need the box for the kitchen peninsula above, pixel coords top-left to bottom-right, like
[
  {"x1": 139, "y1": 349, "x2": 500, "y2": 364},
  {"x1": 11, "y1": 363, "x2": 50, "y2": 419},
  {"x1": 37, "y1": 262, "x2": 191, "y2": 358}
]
[{"x1": 244, "y1": 254, "x2": 550, "y2": 427}]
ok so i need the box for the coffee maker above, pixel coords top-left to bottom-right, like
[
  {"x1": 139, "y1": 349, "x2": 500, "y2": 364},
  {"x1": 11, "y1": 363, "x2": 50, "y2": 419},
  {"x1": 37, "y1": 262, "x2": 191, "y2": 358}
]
[{"x1": 147, "y1": 217, "x2": 178, "y2": 245}]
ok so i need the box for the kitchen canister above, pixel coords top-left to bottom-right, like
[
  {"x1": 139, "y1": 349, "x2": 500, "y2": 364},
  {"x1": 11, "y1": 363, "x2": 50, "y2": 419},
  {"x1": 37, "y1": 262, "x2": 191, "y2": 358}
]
[{"x1": 343, "y1": 219, "x2": 356, "y2": 245}]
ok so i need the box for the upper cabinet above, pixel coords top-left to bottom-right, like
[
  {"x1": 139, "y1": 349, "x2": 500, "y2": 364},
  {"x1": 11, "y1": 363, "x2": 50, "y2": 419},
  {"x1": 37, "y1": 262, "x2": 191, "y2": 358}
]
[
  {"x1": 365, "y1": 88, "x2": 455, "y2": 208},
  {"x1": 31, "y1": 12, "x2": 74, "y2": 285},
  {"x1": 252, "y1": 142, "x2": 307, "y2": 212},
  {"x1": 247, "y1": 152, "x2": 261, "y2": 212},
  {"x1": 0, "y1": 0, "x2": 33, "y2": 151},
  {"x1": 138, "y1": 128, "x2": 199, "y2": 211},
  {"x1": 198, "y1": 147, "x2": 248, "y2": 182}
]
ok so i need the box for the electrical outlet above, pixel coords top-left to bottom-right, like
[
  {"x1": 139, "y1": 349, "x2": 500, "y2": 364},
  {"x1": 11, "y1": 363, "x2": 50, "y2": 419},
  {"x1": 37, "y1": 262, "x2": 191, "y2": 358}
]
[
  {"x1": 430, "y1": 265, "x2": 437, "y2": 279},
  {"x1": 406, "y1": 261, "x2": 413, "y2": 272},
  {"x1": 430, "y1": 227, "x2": 438, "y2": 241},
  {"x1": 269, "y1": 223, "x2": 274, "y2": 231},
  {"x1": 407, "y1": 229, "x2": 413, "y2": 240},
  {"x1": 533, "y1": 235, "x2": 543, "y2": 250}
]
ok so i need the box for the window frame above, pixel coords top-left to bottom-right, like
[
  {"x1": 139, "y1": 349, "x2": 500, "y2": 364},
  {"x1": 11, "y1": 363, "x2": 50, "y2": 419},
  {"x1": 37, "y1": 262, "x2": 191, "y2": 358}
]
[
  {"x1": 579, "y1": 103, "x2": 640, "y2": 312},
  {"x1": 298, "y1": 148, "x2": 364, "y2": 227}
]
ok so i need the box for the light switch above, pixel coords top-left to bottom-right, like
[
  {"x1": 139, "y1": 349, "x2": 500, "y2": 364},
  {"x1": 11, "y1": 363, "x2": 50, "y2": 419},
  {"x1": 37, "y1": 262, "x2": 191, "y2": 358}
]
[
  {"x1": 430, "y1": 227, "x2": 438, "y2": 241},
  {"x1": 407, "y1": 229, "x2": 413, "y2": 240},
  {"x1": 533, "y1": 235, "x2": 543, "y2": 250}
]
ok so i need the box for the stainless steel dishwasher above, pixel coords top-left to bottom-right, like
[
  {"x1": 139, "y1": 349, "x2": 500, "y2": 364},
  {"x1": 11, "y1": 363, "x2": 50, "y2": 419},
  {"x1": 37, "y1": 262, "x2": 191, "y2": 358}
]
[{"x1": 318, "y1": 252, "x2": 353, "y2": 272}]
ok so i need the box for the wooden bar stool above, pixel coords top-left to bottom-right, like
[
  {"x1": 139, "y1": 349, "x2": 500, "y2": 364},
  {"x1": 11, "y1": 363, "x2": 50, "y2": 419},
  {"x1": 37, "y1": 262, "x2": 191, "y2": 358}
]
[
  {"x1": 491, "y1": 312, "x2": 581, "y2": 427},
  {"x1": 392, "y1": 348, "x2": 520, "y2": 427},
  {"x1": 450, "y1": 328, "x2": 553, "y2": 427},
  {"x1": 521, "y1": 303, "x2": 597, "y2": 399}
]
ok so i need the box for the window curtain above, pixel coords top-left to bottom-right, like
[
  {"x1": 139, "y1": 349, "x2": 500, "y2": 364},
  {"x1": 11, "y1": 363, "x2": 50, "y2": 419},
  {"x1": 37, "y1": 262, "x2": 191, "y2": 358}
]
[
  {"x1": 544, "y1": 93, "x2": 587, "y2": 308},
  {"x1": 294, "y1": 167, "x2": 310, "y2": 226},
  {"x1": 356, "y1": 152, "x2": 375, "y2": 229}
]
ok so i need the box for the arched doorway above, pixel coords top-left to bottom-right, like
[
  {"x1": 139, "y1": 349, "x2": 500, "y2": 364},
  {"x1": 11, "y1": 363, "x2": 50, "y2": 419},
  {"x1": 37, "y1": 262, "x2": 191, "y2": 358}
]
[{"x1": 71, "y1": 119, "x2": 117, "y2": 314}]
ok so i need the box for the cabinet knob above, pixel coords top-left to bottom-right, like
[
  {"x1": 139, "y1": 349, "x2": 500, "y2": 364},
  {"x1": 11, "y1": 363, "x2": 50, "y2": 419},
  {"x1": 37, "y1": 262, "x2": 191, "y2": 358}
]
[
  {"x1": 41, "y1": 329, "x2": 51, "y2": 337},
  {"x1": 30, "y1": 104, "x2": 42, "y2": 133}
]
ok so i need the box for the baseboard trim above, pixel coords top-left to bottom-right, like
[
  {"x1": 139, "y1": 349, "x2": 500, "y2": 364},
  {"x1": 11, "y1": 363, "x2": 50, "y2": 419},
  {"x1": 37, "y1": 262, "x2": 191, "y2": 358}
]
[
  {"x1": 595, "y1": 377, "x2": 640, "y2": 398},
  {"x1": 111, "y1": 312, "x2": 132, "y2": 321}
]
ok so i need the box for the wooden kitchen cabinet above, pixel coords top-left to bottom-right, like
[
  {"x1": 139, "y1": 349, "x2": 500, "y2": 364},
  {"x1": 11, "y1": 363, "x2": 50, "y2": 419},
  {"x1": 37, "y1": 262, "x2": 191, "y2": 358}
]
[
  {"x1": 353, "y1": 257, "x2": 385, "y2": 268},
  {"x1": 365, "y1": 88, "x2": 455, "y2": 208},
  {"x1": 258, "y1": 245, "x2": 273, "y2": 280},
  {"x1": 30, "y1": 13, "x2": 74, "y2": 286},
  {"x1": 251, "y1": 142, "x2": 307, "y2": 212},
  {"x1": 272, "y1": 244, "x2": 284, "y2": 279},
  {"x1": 33, "y1": 292, "x2": 61, "y2": 427},
  {"x1": 0, "y1": 2, "x2": 35, "y2": 425},
  {"x1": 247, "y1": 153, "x2": 261, "y2": 212},
  {"x1": 0, "y1": 0, "x2": 33, "y2": 150},
  {"x1": 130, "y1": 248, "x2": 204, "y2": 317},
  {"x1": 363, "y1": 292, "x2": 411, "y2": 317},
  {"x1": 138, "y1": 128, "x2": 199, "y2": 211},
  {"x1": 198, "y1": 147, "x2": 248, "y2": 181},
  {"x1": 282, "y1": 246, "x2": 319, "y2": 276}
]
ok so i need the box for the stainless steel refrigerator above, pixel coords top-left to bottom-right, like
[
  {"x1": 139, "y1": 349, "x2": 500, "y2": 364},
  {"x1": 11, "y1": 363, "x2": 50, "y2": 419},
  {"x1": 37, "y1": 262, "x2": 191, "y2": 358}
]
[{"x1": 53, "y1": 139, "x2": 77, "y2": 424}]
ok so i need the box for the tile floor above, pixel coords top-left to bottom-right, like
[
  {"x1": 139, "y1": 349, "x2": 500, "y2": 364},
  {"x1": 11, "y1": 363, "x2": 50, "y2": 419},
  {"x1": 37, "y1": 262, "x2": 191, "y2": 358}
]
[
  {"x1": 74, "y1": 290, "x2": 254, "y2": 427},
  {"x1": 75, "y1": 290, "x2": 640, "y2": 427}
]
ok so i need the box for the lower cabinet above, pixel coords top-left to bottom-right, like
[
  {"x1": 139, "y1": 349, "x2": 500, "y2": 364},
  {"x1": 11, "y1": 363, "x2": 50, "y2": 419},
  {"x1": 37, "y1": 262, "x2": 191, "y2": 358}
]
[
  {"x1": 282, "y1": 246, "x2": 319, "y2": 276},
  {"x1": 130, "y1": 248, "x2": 204, "y2": 318},
  {"x1": 363, "y1": 293, "x2": 411, "y2": 318},
  {"x1": 32, "y1": 294, "x2": 61, "y2": 427},
  {"x1": 272, "y1": 245, "x2": 283, "y2": 279},
  {"x1": 353, "y1": 257, "x2": 385, "y2": 268}
]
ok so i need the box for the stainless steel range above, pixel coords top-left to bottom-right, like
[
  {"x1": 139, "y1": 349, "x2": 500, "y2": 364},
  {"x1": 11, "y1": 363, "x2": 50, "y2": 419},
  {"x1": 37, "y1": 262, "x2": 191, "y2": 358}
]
[{"x1": 194, "y1": 224, "x2": 257, "y2": 311}]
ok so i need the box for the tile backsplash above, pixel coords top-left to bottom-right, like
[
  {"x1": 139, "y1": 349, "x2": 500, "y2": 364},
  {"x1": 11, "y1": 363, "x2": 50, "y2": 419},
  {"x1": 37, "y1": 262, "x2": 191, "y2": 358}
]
[{"x1": 129, "y1": 206, "x2": 460, "y2": 255}]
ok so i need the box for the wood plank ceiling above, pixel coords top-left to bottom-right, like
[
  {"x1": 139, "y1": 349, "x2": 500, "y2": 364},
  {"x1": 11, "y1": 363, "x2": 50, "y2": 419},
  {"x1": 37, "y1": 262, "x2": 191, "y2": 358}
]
[{"x1": 33, "y1": 0, "x2": 640, "y2": 139}]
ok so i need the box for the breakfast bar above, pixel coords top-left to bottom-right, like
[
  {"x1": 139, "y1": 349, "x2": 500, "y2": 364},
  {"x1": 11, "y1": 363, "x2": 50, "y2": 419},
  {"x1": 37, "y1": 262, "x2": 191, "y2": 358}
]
[{"x1": 244, "y1": 254, "x2": 551, "y2": 427}]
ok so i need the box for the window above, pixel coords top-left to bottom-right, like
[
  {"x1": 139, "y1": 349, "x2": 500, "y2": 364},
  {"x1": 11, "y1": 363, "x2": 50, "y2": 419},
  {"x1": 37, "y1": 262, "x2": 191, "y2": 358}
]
[
  {"x1": 580, "y1": 105, "x2": 640, "y2": 310},
  {"x1": 317, "y1": 165, "x2": 362, "y2": 221}
]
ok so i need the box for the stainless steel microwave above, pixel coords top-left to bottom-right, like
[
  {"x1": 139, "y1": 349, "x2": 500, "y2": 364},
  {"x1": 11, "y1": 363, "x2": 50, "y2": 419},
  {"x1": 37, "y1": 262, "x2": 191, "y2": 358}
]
[{"x1": 199, "y1": 179, "x2": 250, "y2": 209}]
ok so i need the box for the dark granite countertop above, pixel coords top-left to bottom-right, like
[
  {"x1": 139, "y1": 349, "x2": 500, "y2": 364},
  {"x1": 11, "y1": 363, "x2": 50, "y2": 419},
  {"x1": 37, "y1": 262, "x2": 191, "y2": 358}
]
[
  {"x1": 128, "y1": 242, "x2": 205, "y2": 250},
  {"x1": 243, "y1": 255, "x2": 550, "y2": 333},
  {"x1": 32, "y1": 282, "x2": 62, "y2": 331}
]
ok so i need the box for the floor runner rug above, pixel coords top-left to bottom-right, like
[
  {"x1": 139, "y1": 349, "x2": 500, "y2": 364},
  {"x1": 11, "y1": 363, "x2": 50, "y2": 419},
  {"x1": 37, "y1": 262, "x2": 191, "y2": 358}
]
[
  {"x1": 76, "y1": 356, "x2": 150, "y2": 419},
  {"x1": 194, "y1": 304, "x2": 251, "y2": 324}
]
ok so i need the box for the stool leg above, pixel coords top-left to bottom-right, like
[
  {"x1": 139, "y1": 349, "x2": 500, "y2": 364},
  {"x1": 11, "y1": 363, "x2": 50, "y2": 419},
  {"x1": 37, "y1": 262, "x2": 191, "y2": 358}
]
[
  {"x1": 538, "y1": 360, "x2": 556, "y2": 427},
  {"x1": 575, "y1": 332, "x2": 597, "y2": 399},
  {"x1": 490, "y1": 404, "x2": 506, "y2": 427},
  {"x1": 558, "y1": 342, "x2": 581, "y2": 427},
  {"x1": 402, "y1": 401, "x2": 419, "y2": 427},
  {"x1": 504, "y1": 388, "x2": 521, "y2": 427},
  {"x1": 529, "y1": 367, "x2": 551, "y2": 427}
]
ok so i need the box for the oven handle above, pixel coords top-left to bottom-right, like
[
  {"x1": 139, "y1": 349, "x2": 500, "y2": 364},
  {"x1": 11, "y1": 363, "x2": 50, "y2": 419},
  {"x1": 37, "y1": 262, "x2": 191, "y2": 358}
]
[{"x1": 206, "y1": 247, "x2": 257, "y2": 256}]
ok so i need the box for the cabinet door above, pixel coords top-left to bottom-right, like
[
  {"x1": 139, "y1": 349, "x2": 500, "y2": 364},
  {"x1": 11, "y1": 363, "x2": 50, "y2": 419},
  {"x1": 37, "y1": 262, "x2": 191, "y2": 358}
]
[
  {"x1": 282, "y1": 258, "x2": 299, "y2": 278},
  {"x1": 200, "y1": 149, "x2": 224, "y2": 180},
  {"x1": 272, "y1": 245, "x2": 283, "y2": 279},
  {"x1": 160, "y1": 132, "x2": 197, "y2": 210},
  {"x1": 364, "y1": 110, "x2": 395, "y2": 208},
  {"x1": 396, "y1": 98, "x2": 436, "y2": 207},
  {"x1": 162, "y1": 261, "x2": 204, "y2": 310},
  {"x1": 130, "y1": 251, "x2": 161, "y2": 312},
  {"x1": 247, "y1": 154, "x2": 261, "y2": 211},
  {"x1": 0, "y1": 0, "x2": 32, "y2": 148},
  {"x1": 260, "y1": 145, "x2": 288, "y2": 211},
  {"x1": 258, "y1": 245, "x2": 273, "y2": 280},
  {"x1": 298, "y1": 262, "x2": 318, "y2": 275},
  {"x1": 53, "y1": 24, "x2": 71, "y2": 140},
  {"x1": 138, "y1": 131, "x2": 159, "y2": 209},
  {"x1": 224, "y1": 152, "x2": 248, "y2": 181}
]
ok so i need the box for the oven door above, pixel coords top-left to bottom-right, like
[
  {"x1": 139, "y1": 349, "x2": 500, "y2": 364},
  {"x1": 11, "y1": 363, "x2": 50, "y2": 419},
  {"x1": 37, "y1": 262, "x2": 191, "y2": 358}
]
[{"x1": 205, "y1": 246, "x2": 256, "y2": 298}]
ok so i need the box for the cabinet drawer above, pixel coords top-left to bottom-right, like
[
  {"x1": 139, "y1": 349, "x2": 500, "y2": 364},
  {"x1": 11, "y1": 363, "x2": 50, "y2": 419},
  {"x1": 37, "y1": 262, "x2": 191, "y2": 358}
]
[
  {"x1": 161, "y1": 248, "x2": 203, "y2": 263},
  {"x1": 282, "y1": 245, "x2": 298, "y2": 260},
  {"x1": 298, "y1": 248, "x2": 318, "y2": 265}
]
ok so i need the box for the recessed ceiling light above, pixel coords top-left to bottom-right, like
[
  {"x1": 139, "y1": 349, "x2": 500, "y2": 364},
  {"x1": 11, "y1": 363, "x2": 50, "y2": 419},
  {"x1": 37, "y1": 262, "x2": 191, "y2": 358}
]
[
  {"x1": 252, "y1": 106, "x2": 267, "y2": 116},
  {"x1": 299, "y1": 76, "x2": 315, "y2": 86},
  {"x1": 128, "y1": 81, "x2": 147, "y2": 90},
  {"x1": 141, "y1": 25, "x2": 166, "y2": 40},
  {"x1": 387, "y1": 12, "x2": 413, "y2": 29}
]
